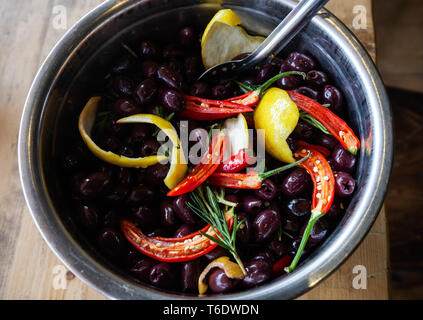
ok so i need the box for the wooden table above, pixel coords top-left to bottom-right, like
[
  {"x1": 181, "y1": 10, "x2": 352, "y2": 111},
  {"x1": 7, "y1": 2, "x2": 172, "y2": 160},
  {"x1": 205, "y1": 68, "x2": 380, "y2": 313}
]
[{"x1": 0, "y1": 0, "x2": 389, "y2": 300}]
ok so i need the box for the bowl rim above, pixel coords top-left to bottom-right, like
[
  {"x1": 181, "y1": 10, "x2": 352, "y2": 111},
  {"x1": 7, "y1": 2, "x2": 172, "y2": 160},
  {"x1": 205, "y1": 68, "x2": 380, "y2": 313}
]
[{"x1": 18, "y1": 0, "x2": 392, "y2": 300}]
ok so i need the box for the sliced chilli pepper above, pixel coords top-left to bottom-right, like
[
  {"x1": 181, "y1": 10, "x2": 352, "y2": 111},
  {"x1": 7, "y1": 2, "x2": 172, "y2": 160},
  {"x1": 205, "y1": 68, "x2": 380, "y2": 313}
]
[
  {"x1": 228, "y1": 71, "x2": 307, "y2": 107},
  {"x1": 273, "y1": 255, "x2": 292, "y2": 276},
  {"x1": 296, "y1": 140, "x2": 330, "y2": 159},
  {"x1": 207, "y1": 155, "x2": 310, "y2": 189},
  {"x1": 285, "y1": 146, "x2": 335, "y2": 273},
  {"x1": 120, "y1": 211, "x2": 234, "y2": 262},
  {"x1": 167, "y1": 132, "x2": 226, "y2": 196},
  {"x1": 178, "y1": 100, "x2": 254, "y2": 121},
  {"x1": 287, "y1": 91, "x2": 360, "y2": 154},
  {"x1": 216, "y1": 149, "x2": 256, "y2": 173},
  {"x1": 179, "y1": 72, "x2": 306, "y2": 121}
]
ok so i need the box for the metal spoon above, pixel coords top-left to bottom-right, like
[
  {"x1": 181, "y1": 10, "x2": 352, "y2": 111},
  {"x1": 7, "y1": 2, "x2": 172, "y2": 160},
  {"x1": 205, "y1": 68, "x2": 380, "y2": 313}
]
[{"x1": 198, "y1": 0, "x2": 329, "y2": 81}]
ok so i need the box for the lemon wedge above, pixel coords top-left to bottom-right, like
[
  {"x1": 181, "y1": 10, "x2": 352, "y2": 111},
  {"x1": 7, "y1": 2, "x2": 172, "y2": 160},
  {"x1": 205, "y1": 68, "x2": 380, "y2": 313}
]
[
  {"x1": 201, "y1": 9, "x2": 264, "y2": 69},
  {"x1": 117, "y1": 114, "x2": 187, "y2": 189},
  {"x1": 222, "y1": 113, "x2": 249, "y2": 161},
  {"x1": 254, "y1": 88, "x2": 299, "y2": 163},
  {"x1": 78, "y1": 97, "x2": 167, "y2": 169}
]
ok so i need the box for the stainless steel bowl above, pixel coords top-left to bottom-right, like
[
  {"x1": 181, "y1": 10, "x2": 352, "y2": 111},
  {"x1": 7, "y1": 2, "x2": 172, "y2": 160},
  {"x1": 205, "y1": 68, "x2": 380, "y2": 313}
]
[{"x1": 18, "y1": 0, "x2": 392, "y2": 299}]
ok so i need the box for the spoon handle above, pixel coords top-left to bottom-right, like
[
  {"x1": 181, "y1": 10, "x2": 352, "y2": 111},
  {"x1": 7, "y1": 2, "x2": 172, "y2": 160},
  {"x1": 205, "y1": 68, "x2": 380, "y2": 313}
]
[{"x1": 244, "y1": 0, "x2": 329, "y2": 68}]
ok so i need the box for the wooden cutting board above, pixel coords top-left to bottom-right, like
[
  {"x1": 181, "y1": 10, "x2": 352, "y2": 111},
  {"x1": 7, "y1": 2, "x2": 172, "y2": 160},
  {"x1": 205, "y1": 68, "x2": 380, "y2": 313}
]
[{"x1": 0, "y1": 0, "x2": 389, "y2": 300}]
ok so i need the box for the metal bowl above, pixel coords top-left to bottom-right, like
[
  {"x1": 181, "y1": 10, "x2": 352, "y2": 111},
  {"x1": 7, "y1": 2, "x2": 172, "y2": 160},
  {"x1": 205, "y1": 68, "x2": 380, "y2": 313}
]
[{"x1": 18, "y1": 0, "x2": 392, "y2": 299}]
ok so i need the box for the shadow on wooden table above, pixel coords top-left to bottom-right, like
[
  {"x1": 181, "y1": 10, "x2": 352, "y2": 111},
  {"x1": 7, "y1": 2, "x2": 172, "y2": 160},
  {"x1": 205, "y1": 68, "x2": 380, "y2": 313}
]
[{"x1": 385, "y1": 87, "x2": 423, "y2": 299}]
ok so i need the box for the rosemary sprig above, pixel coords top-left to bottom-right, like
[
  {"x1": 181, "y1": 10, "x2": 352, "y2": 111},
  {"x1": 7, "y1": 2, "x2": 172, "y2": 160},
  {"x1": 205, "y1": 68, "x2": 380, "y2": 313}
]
[
  {"x1": 299, "y1": 110, "x2": 331, "y2": 135},
  {"x1": 121, "y1": 42, "x2": 138, "y2": 58},
  {"x1": 188, "y1": 186, "x2": 247, "y2": 275}
]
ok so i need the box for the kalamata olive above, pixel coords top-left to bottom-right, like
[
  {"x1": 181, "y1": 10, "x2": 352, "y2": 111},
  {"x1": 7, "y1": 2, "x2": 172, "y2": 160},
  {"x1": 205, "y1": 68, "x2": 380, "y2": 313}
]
[
  {"x1": 103, "y1": 209, "x2": 120, "y2": 228},
  {"x1": 293, "y1": 86, "x2": 320, "y2": 101},
  {"x1": 130, "y1": 258, "x2": 156, "y2": 282},
  {"x1": 160, "y1": 88, "x2": 186, "y2": 112},
  {"x1": 282, "y1": 215, "x2": 301, "y2": 235},
  {"x1": 208, "y1": 269, "x2": 237, "y2": 293},
  {"x1": 160, "y1": 199, "x2": 178, "y2": 227},
  {"x1": 284, "y1": 52, "x2": 316, "y2": 73},
  {"x1": 334, "y1": 171, "x2": 356, "y2": 198},
  {"x1": 189, "y1": 81, "x2": 211, "y2": 98},
  {"x1": 299, "y1": 218, "x2": 329, "y2": 247},
  {"x1": 149, "y1": 263, "x2": 176, "y2": 288},
  {"x1": 306, "y1": 70, "x2": 328, "y2": 88},
  {"x1": 253, "y1": 208, "x2": 281, "y2": 242},
  {"x1": 173, "y1": 224, "x2": 195, "y2": 238},
  {"x1": 99, "y1": 136, "x2": 120, "y2": 153},
  {"x1": 76, "y1": 204, "x2": 100, "y2": 230},
  {"x1": 162, "y1": 43, "x2": 186, "y2": 59},
  {"x1": 105, "y1": 118, "x2": 128, "y2": 138},
  {"x1": 157, "y1": 65, "x2": 184, "y2": 90},
  {"x1": 286, "y1": 136, "x2": 297, "y2": 152},
  {"x1": 113, "y1": 75, "x2": 134, "y2": 97},
  {"x1": 140, "y1": 139, "x2": 160, "y2": 157},
  {"x1": 326, "y1": 197, "x2": 343, "y2": 218},
  {"x1": 249, "y1": 248, "x2": 274, "y2": 264},
  {"x1": 242, "y1": 195, "x2": 263, "y2": 216},
  {"x1": 140, "y1": 60, "x2": 159, "y2": 78},
  {"x1": 281, "y1": 168, "x2": 312, "y2": 196},
  {"x1": 225, "y1": 194, "x2": 239, "y2": 208},
  {"x1": 181, "y1": 260, "x2": 202, "y2": 292},
  {"x1": 133, "y1": 78, "x2": 159, "y2": 105},
  {"x1": 321, "y1": 85, "x2": 343, "y2": 115},
  {"x1": 112, "y1": 99, "x2": 142, "y2": 117},
  {"x1": 127, "y1": 185, "x2": 155, "y2": 204},
  {"x1": 104, "y1": 184, "x2": 129, "y2": 204},
  {"x1": 289, "y1": 236, "x2": 308, "y2": 257},
  {"x1": 254, "y1": 179, "x2": 277, "y2": 201},
  {"x1": 241, "y1": 259, "x2": 272, "y2": 288},
  {"x1": 77, "y1": 172, "x2": 112, "y2": 198},
  {"x1": 331, "y1": 145, "x2": 356, "y2": 173},
  {"x1": 132, "y1": 205, "x2": 157, "y2": 227},
  {"x1": 118, "y1": 144, "x2": 137, "y2": 158},
  {"x1": 97, "y1": 228, "x2": 126, "y2": 259},
  {"x1": 212, "y1": 84, "x2": 229, "y2": 99},
  {"x1": 269, "y1": 239, "x2": 288, "y2": 260},
  {"x1": 112, "y1": 54, "x2": 134, "y2": 74},
  {"x1": 276, "y1": 74, "x2": 302, "y2": 90},
  {"x1": 236, "y1": 212, "x2": 251, "y2": 245},
  {"x1": 147, "y1": 228, "x2": 168, "y2": 237},
  {"x1": 233, "y1": 52, "x2": 250, "y2": 60},
  {"x1": 139, "y1": 40, "x2": 160, "y2": 59},
  {"x1": 184, "y1": 56, "x2": 202, "y2": 83},
  {"x1": 179, "y1": 26, "x2": 196, "y2": 47},
  {"x1": 270, "y1": 56, "x2": 284, "y2": 67},
  {"x1": 283, "y1": 198, "x2": 311, "y2": 218},
  {"x1": 62, "y1": 153, "x2": 82, "y2": 172},
  {"x1": 173, "y1": 194, "x2": 198, "y2": 224},
  {"x1": 145, "y1": 164, "x2": 169, "y2": 186},
  {"x1": 202, "y1": 246, "x2": 228, "y2": 264},
  {"x1": 293, "y1": 121, "x2": 314, "y2": 140},
  {"x1": 256, "y1": 63, "x2": 275, "y2": 83},
  {"x1": 241, "y1": 76, "x2": 256, "y2": 86},
  {"x1": 313, "y1": 131, "x2": 339, "y2": 150},
  {"x1": 117, "y1": 167, "x2": 133, "y2": 186},
  {"x1": 131, "y1": 124, "x2": 150, "y2": 143}
]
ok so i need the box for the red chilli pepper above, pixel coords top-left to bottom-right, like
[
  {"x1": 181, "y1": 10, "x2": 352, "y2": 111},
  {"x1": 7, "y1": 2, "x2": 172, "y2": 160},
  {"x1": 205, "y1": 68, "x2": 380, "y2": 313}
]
[
  {"x1": 296, "y1": 140, "x2": 330, "y2": 159},
  {"x1": 179, "y1": 97, "x2": 254, "y2": 121},
  {"x1": 273, "y1": 255, "x2": 292, "y2": 276},
  {"x1": 120, "y1": 215, "x2": 234, "y2": 262},
  {"x1": 167, "y1": 132, "x2": 226, "y2": 196},
  {"x1": 208, "y1": 155, "x2": 310, "y2": 189},
  {"x1": 229, "y1": 71, "x2": 307, "y2": 107},
  {"x1": 216, "y1": 149, "x2": 256, "y2": 173},
  {"x1": 287, "y1": 91, "x2": 360, "y2": 154},
  {"x1": 285, "y1": 146, "x2": 335, "y2": 273}
]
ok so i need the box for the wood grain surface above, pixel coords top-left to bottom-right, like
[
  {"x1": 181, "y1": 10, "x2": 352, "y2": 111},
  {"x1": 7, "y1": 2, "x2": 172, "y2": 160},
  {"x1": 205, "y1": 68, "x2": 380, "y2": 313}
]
[{"x1": 0, "y1": 0, "x2": 389, "y2": 300}]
